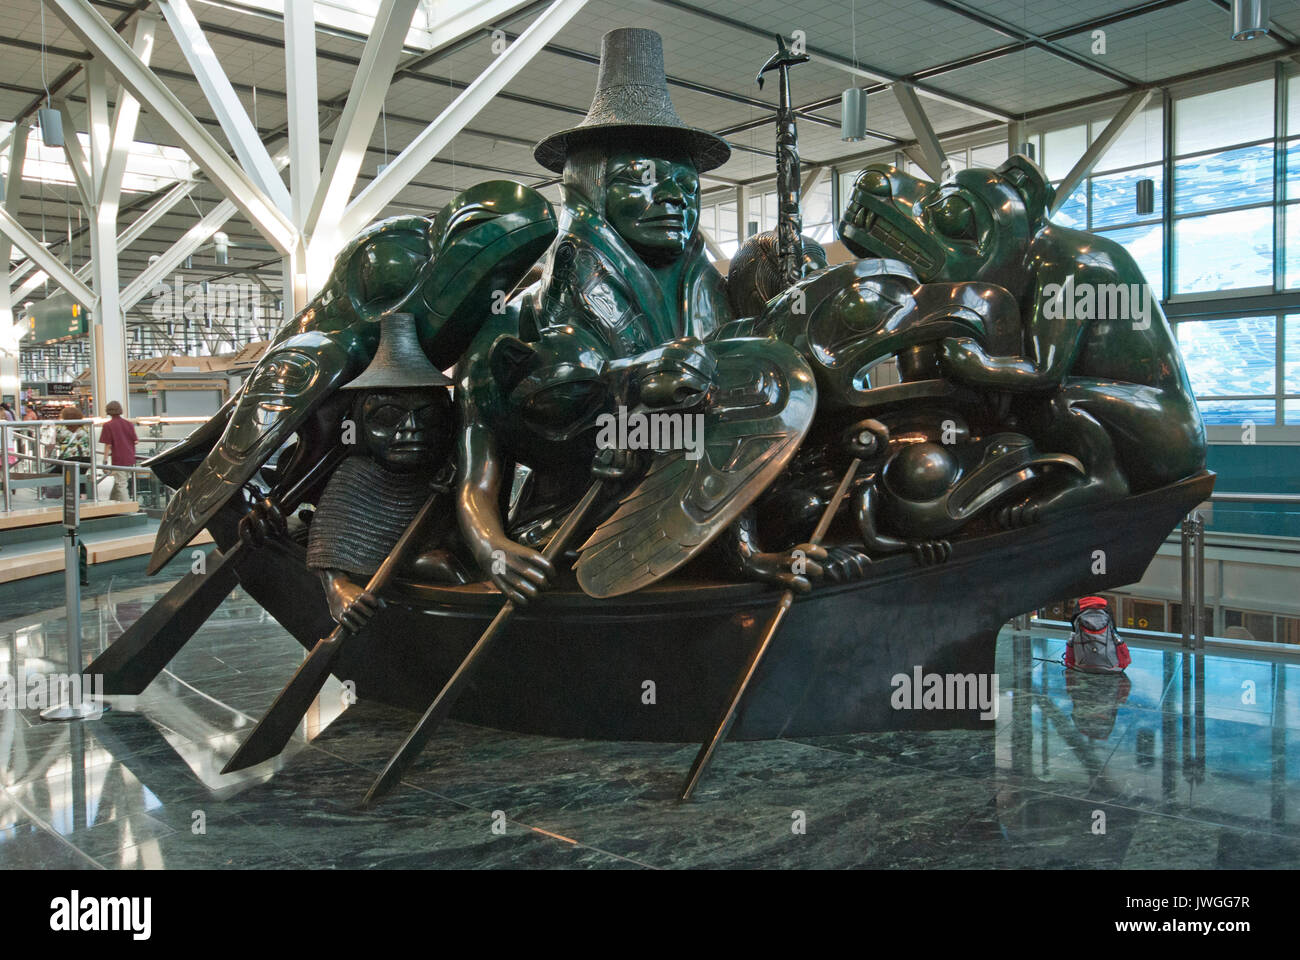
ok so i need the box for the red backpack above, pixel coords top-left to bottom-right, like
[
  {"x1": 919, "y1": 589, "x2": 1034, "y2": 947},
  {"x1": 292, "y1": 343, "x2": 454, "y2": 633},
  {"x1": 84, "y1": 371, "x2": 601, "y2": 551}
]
[{"x1": 1065, "y1": 597, "x2": 1131, "y2": 673}]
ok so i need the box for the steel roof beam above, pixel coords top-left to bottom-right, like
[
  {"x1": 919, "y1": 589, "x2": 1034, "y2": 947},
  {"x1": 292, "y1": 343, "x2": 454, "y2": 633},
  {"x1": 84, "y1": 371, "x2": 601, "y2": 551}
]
[
  {"x1": 916, "y1": 0, "x2": 1142, "y2": 88},
  {"x1": 46, "y1": 0, "x2": 297, "y2": 255},
  {"x1": 338, "y1": 0, "x2": 590, "y2": 240},
  {"x1": 894, "y1": 83, "x2": 953, "y2": 182},
  {"x1": 1050, "y1": 90, "x2": 1155, "y2": 216},
  {"x1": 155, "y1": 0, "x2": 293, "y2": 215},
  {"x1": 0, "y1": 206, "x2": 96, "y2": 309},
  {"x1": 284, "y1": 0, "x2": 321, "y2": 232},
  {"x1": 305, "y1": 0, "x2": 420, "y2": 238}
]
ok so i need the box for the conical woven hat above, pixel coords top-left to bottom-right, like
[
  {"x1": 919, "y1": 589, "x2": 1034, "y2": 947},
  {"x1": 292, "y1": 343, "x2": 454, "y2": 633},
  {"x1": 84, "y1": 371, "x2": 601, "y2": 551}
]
[{"x1": 534, "y1": 28, "x2": 730, "y2": 174}]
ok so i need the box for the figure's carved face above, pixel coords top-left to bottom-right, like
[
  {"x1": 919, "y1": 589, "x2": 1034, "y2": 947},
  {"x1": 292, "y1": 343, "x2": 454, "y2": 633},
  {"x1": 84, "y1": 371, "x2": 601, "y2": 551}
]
[
  {"x1": 604, "y1": 150, "x2": 700, "y2": 264},
  {"x1": 838, "y1": 158, "x2": 1051, "y2": 298},
  {"x1": 357, "y1": 389, "x2": 451, "y2": 469}
]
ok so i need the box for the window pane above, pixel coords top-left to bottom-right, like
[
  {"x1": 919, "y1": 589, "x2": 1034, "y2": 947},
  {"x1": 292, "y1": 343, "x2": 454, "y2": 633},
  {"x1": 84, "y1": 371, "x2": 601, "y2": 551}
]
[
  {"x1": 1043, "y1": 124, "x2": 1087, "y2": 181},
  {"x1": 1286, "y1": 315, "x2": 1300, "y2": 393},
  {"x1": 1287, "y1": 204, "x2": 1300, "y2": 289},
  {"x1": 1051, "y1": 180, "x2": 1086, "y2": 228},
  {"x1": 1174, "y1": 208, "x2": 1273, "y2": 293},
  {"x1": 717, "y1": 201, "x2": 737, "y2": 244},
  {"x1": 1102, "y1": 222, "x2": 1164, "y2": 296},
  {"x1": 1289, "y1": 74, "x2": 1300, "y2": 138},
  {"x1": 1092, "y1": 165, "x2": 1162, "y2": 228},
  {"x1": 1175, "y1": 80, "x2": 1273, "y2": 155},
  {"x1": 1096, "y1": 107, "x2": 1163, "y2": 172},
  {"x1": 1196, "y1": 398, "x2": 1276, "y2": 425},
  {"x1": 970, "y1": 142, "x2": 1007, "y2": 168},
  {"x1": 1174, "y1": 144, "x2": 1273, "y2": 214},
  {"x1": 803, "y1": 179, "x2": 833, "y2": 230},
  {"x1": 1286, "y1": 139, "x2": 1300, "y2": 202},
  {"x1": 1287, "y1": 399, "x2": 1300, "y2": 424},
  {"x1": 1176, "y1": 316, "x2": 1276, "y2": 397}
]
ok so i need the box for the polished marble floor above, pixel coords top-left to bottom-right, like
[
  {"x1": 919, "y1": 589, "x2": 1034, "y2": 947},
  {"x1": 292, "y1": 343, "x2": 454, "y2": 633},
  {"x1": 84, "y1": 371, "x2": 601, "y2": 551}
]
[{"x1": 0, "y1": 568, "x2": 1297, "y2": 869}]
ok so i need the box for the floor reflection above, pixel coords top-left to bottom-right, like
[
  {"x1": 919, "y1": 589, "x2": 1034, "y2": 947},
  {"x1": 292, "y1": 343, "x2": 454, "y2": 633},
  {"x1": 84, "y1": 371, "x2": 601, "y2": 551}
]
[{"x1": 0, "y1": 576, "x2": 1295, "y2": 869}]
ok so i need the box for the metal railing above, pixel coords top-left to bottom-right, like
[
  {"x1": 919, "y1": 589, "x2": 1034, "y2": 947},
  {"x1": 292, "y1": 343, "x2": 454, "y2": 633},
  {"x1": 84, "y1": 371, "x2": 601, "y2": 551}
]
[
  {"x1": 0, "y1": 418, "x2": 184, "y2": 514},
  {"x1": 1020, "y1": 490, "x2": 1300, "y2": 651}
]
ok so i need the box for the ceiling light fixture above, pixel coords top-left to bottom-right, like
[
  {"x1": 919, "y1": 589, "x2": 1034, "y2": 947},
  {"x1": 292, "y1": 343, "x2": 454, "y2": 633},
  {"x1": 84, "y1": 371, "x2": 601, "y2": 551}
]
[
  {"x1": 841, "y1": 88, "x2": 867, "y2": 142},
  {"x1": 1232, "y1": 0, "x2": 1270, "y2": 40}
]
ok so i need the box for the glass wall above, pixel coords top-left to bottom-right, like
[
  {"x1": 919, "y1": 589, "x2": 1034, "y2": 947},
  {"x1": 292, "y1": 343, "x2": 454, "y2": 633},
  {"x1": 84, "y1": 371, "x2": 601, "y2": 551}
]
[{"x1": 701, "y1": 177, "x2": 834, "y2": 261}]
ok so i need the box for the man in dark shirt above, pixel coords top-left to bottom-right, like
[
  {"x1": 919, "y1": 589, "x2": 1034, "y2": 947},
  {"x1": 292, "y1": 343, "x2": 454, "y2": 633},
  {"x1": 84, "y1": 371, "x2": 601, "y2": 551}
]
[{"x1": 99, "y1": 400, "x2": 138, "y2": 501}]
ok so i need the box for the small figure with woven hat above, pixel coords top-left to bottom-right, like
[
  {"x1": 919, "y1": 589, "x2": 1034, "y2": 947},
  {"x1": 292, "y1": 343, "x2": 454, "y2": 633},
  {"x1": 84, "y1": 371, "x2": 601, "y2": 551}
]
[{"x1": 244, "y1": 312, "x2": 469, "y2": 631}]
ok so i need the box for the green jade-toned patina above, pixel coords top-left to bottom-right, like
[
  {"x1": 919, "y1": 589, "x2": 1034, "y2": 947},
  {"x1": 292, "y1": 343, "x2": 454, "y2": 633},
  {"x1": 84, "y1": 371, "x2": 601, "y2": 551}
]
[
  {"x1": 838, "y1": 156, "x2": 1207, "y2": 523},
  {"x1": 147, "y1": 181, "x2": 557, "y2": 574}
]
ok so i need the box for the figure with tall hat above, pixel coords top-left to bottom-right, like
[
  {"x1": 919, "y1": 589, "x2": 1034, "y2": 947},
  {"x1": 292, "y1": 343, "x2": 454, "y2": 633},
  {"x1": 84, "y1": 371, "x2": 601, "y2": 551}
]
[{"x1": 457, "y1": 28, "x2": 822, "y2": 602}]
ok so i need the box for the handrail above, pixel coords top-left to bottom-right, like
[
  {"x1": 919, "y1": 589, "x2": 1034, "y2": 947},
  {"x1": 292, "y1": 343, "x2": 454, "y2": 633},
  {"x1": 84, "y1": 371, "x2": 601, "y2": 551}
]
[
  {"x1": 0, "y1": 417, "x2": 166, "y2": 513},
  {"x1": 1209, "y1": 492, "x2": 1300, "y2": 504}
]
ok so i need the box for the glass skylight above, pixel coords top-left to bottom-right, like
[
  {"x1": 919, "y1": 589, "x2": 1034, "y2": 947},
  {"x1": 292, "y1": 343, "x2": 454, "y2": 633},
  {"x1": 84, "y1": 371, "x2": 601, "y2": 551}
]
[{"x1": 0, "y1": 124, "x2": 197, "y2": 198}]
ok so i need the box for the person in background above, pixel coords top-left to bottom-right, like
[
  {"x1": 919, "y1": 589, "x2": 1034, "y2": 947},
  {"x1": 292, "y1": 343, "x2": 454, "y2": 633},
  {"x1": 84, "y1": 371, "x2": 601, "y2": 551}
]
[
  {"x1": 56, "y1": 405, "x2": 91, "y2": 463},
  {"x1": 0, "y1": 403, "x2": 15, "y2": 470},
  {"x1": 99, "y1": 400, "x2": 138, "y2": 502}
]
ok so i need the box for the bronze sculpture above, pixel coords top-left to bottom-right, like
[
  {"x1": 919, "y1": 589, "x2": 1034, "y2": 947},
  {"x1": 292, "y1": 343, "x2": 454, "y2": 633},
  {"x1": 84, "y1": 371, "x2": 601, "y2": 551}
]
[{"x1": 87, "y1": 27, "x2": 1214, "y2": 800}]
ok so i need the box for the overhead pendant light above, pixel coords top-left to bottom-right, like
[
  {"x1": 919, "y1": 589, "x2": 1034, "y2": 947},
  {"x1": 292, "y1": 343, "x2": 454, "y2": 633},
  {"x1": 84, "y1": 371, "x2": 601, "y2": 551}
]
[
  {"x1": 1136, "y1": 178, "x2": 1155, "y2": 215},
  {"x1": 1232, "y1": 0, "x2": 1270, "y2": 40},
  {"x1": 37, "y1": 108, "x2": 63, "y2": 148},
  {"x1": 212, "y1": 231, "x2": 229, "y2": 266},
  {"x1": 841, "y1": 87, "x2": 867, "y2": 142},
  {"x1": 183, "y1": 254, "x2": 193, "y2": 270},
  {"x1": 1018, "y1": 141, "x2": 1036, "y2": 161}
]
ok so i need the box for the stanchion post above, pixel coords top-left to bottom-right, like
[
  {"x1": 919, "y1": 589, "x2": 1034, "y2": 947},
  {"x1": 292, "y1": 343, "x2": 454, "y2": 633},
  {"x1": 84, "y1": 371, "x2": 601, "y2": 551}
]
[
  {"x1": 1, "y1": 421, "x2": 10, "y2": 513},
  {"x1": 1193, "y1": 511, "x2": 1206, "y2": 650},
  {"x1": 87, "y1": 419, "x2": 99, "y2": 502},
  {"x1": 39, "y1": 463, "x2": 102, "y2": 722},
  {"x1": 1180, "y1": 513, "x2": 1193, "y2": 649}
]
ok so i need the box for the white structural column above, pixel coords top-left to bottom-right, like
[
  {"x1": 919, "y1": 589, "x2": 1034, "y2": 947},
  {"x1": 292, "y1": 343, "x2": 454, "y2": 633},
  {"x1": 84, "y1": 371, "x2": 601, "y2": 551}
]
[
  {"x1": 156, "y1": 0, "x2": 293, "y2": 216},
  {"x1": 283, "y1": 0, "x2": 321, "y2": 313},
  {"x1": 892, "y1": 83, "x2": 951, "y2": 184},
  {"x1": 303, "y1": 0, "x2": 420, "y2": 245},
  {"x1": 88, "y1": 15, "x2": 159, "y2": 412},
  {"x1": 337, "y1": 0, "x2": 591, "y2": 240},
  {"x1": 0, "y1": 126, "x2": 28, "y2": 290},
  {"x1": 56, "y1": 101, "x2": 94, "y2": 209},
  {"x1": 284, "y1": 0, "x2": 319, "y2": 230},
  {"x1": 0, "y1": 127, "x2": 28, "y2": 400},
  {"x1": 47, "y1": 0, "x2": 296, "y2": 255}
]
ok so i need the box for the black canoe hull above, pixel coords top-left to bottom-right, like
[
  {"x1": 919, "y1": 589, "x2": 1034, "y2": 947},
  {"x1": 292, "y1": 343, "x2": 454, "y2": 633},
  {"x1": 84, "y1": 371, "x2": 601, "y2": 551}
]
[{"x1": 223, "y1": 471, "x2": 1214, "y2": 742}]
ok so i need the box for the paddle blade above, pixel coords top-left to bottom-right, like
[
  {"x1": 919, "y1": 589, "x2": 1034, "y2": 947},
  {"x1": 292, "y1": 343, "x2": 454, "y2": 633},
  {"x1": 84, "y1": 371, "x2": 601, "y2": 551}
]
[{"x1": 221, "y1": 634, "x2": 343, "y2": 773}]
